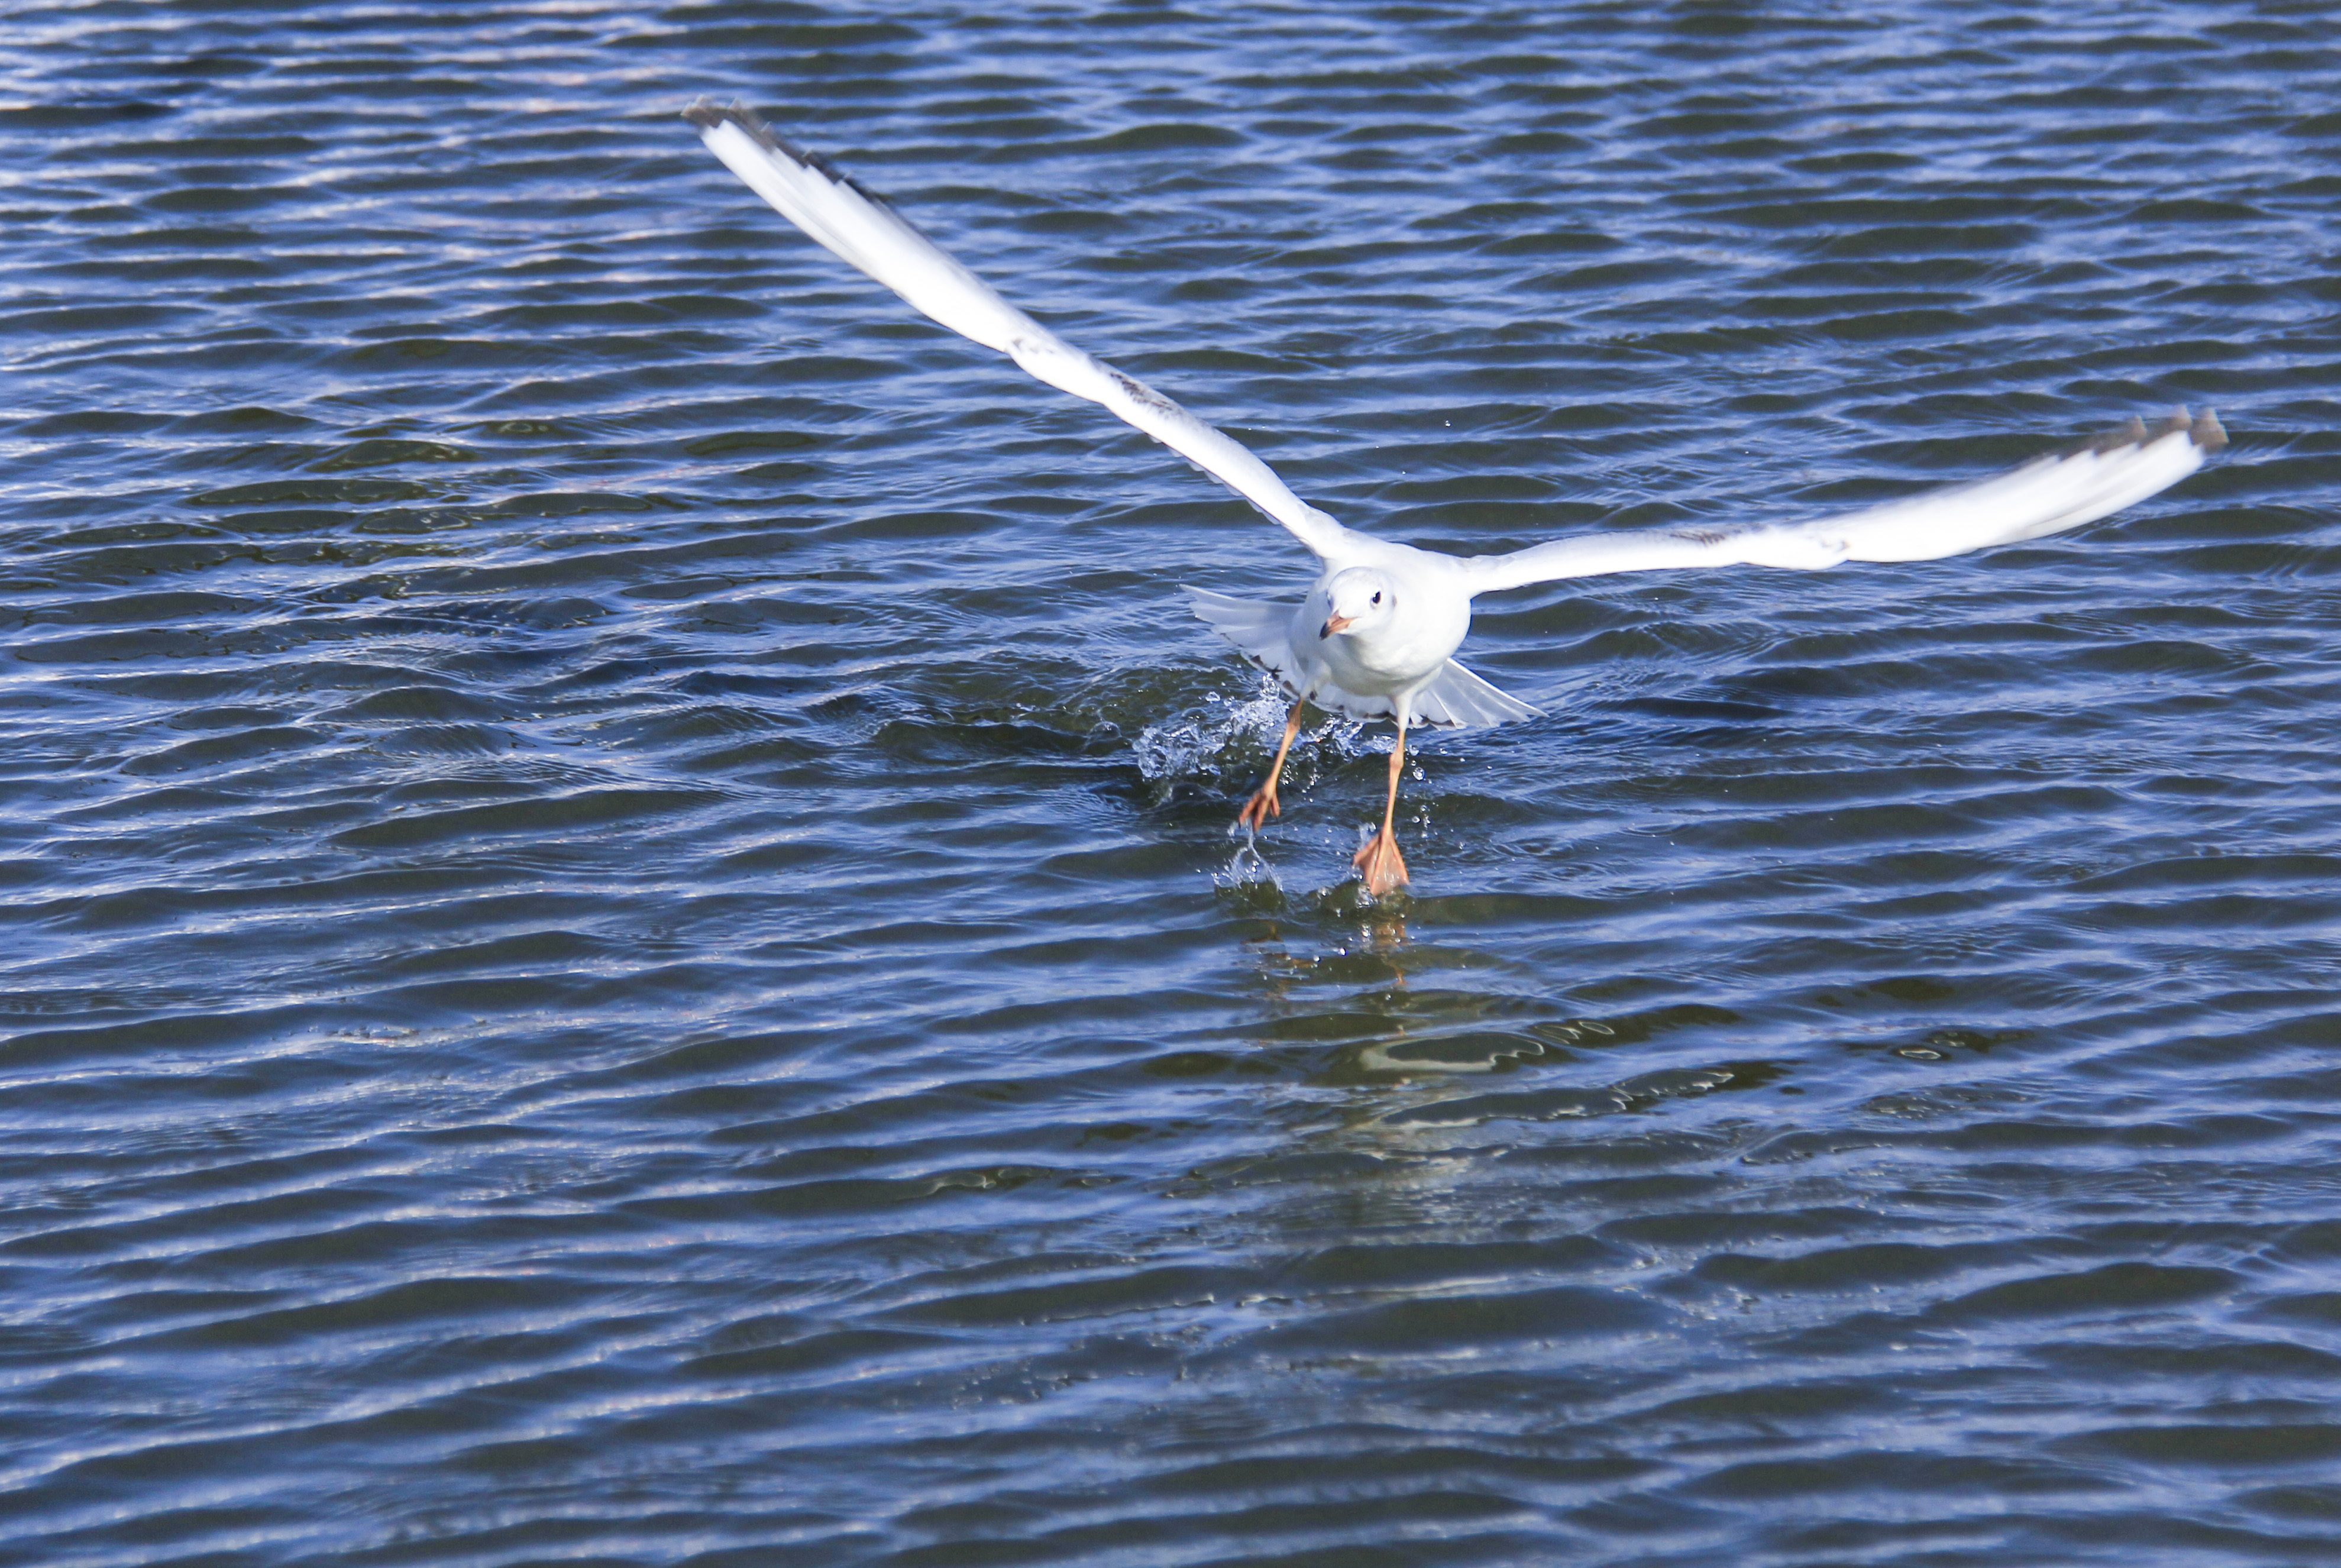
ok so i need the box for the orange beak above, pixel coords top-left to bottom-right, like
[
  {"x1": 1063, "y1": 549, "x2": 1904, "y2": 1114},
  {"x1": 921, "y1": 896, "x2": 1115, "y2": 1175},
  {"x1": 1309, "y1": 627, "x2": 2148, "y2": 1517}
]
[{"x1": 1319, "y1": 613, "x2": 1356, "y2": 640}]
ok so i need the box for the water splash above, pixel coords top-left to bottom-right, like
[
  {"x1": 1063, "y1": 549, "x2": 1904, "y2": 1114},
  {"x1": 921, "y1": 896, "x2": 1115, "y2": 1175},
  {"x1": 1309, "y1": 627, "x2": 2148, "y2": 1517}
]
[
  {"x1": 1130, "y1": 674, "x2": 1365, "y2": 796},
  {"x1": 1220, "y1": 825, "x2": 1280, "y2": 889}
]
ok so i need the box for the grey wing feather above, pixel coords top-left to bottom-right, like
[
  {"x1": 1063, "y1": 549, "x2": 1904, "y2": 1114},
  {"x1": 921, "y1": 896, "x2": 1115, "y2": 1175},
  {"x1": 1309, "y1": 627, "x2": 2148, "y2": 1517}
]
[
  {"x1": 688, "y1": 101, "x2": 1362, "y2": 562},
  {"x1": 1464, "y1": 409, "x2": 2226, "y2": 594}
]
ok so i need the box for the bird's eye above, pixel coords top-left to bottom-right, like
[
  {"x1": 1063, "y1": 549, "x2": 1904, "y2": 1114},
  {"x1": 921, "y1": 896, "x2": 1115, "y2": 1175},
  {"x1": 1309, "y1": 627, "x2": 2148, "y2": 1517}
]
[{"x1": 1371, "y1": 591, "x2": 1382, "y2": 604}]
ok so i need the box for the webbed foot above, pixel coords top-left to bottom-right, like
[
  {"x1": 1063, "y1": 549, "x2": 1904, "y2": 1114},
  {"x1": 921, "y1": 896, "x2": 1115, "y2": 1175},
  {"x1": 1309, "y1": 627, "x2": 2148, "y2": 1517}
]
[
  {"x1": 1351, "y1": 829, "x2": 1409, "y2": 897},
  {"x1": 1234, "y1": 778, "x2": 1281, "y2": 831}
]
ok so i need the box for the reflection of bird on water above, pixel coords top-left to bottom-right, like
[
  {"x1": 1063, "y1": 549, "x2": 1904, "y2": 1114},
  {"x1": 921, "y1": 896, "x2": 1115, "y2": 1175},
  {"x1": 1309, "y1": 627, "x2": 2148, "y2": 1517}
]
[{"x1": 686, "y1": 102, "x2": 2226, "y2": 897}]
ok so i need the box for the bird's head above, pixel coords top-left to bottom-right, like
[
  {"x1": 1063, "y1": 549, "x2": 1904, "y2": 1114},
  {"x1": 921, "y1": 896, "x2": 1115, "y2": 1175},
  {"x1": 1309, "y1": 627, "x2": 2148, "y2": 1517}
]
[{"x1": 1318, "y1": 567, "x2": 1398, "y2": 641}]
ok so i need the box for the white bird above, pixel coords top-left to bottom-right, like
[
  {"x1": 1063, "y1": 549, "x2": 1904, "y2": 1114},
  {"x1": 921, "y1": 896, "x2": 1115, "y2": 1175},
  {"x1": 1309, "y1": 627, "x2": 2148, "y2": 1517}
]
[{"x1": 686, "y1": 101, "x2": 2226, "y2": 897}]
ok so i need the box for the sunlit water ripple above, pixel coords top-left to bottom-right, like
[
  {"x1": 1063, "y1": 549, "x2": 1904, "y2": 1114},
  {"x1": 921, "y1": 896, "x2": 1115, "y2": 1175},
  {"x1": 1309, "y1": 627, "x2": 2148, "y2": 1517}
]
[{"x1": 4, "y1": 2, "x2": 2339, "y2": 1564}]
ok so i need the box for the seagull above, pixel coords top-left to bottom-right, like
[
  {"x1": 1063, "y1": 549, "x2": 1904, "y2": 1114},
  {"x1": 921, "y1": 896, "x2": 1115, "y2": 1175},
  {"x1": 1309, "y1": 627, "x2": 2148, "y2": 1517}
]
[{"x1": 686, "y1": 101, "x2": 2226, "y2": 897}]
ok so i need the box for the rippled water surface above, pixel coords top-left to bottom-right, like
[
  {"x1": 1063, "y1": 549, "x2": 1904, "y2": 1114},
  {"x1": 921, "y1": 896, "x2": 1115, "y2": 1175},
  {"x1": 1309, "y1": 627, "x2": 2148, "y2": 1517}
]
[{"x1": 5, "y1": 2, "x2": 2339, "y2": 1563}]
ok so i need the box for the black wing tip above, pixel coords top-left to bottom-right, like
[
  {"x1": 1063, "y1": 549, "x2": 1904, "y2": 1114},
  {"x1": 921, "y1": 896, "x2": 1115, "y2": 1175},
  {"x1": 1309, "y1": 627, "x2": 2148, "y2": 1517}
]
[
  {"x1": 683, "y1": 97, "x2": 901, "y2": 211},
  {"x1": 2064, "y1": 405, "x2": 2227, "y2": 459},
  {"x1": 683, "y1": 98, "x2": 813, "y2": 166},
  {"x1": 683, "y1": 98, "x2": 769, "y2": 143}
]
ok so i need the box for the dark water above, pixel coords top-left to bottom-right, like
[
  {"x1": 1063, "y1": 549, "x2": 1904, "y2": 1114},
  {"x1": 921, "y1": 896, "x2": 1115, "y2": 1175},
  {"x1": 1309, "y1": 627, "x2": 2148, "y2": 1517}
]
[{"x1": 5, "y1": 2, "x2": 2338, "y2": 1563}]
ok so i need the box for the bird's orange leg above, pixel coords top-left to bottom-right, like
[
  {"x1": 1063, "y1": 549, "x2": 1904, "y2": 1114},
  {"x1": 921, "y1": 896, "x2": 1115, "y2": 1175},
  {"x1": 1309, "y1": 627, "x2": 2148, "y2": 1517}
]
[
  {"x1": 1352, "y1": 713, "x2": 1411, "y2": 896},
  {"x1": 1236, "y1": 699, "x2": 1306, "y2": 832}
]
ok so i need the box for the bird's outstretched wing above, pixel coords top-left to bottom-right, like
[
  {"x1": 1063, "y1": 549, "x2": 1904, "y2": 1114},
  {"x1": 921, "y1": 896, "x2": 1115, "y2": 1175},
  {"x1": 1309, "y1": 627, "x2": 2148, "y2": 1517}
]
[
  {"x1": 686, "y1": 101, "x2": 1361, "y2": 562},
  {"x1": 1463, "y1": 410, "x2": 2226, "y2": 595}
]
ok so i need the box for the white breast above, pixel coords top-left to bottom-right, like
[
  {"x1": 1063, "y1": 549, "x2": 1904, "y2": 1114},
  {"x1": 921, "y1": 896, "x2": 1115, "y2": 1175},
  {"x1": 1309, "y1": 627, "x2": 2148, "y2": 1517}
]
[{"x1": 1297, "y1": 565, "x2": 1473, "y2": 702}]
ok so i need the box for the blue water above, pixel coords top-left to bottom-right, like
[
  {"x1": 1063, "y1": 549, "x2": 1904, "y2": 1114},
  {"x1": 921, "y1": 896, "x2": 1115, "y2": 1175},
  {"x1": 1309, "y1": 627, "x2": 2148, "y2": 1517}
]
[{"x1": 4, "y1": 3, "x2": 2339, "y2": 1564}]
